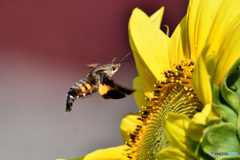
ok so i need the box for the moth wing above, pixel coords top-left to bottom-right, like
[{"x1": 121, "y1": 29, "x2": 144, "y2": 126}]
[
  {"x1": 99, "y1": 84, "x2": 126, "y2": 99},
  {"x1": 86, "y1": 63, "x2": 101, "y2": 68},
  {"x1": 115, "y1": 84, "x2": 135, "y2": 95},
  {"x1": 99, "y1": 72, "x2": 135, "y2": 99}
]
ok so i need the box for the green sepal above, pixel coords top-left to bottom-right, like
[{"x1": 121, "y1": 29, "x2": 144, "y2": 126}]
[
  {"x1": 220, "y1": 59, "x2": 240, "y2": 116},
  {"x1": 212, "y1": 101, "x2": 229, "y2": 123},
  {"x1": 201, "y1": 123, "x2": 240, "y2": 160},
  {"x1": 212, "y1": 59, "x2": 240, "y2": 125},
  {"x1": 219, "y1": 157, "x2": 240, "y2": 160},
  {"x1": 206, "y1": 113, "x2": 222, "y2": 126},
  {"x1": 237, "y1": 116, "x2": 240, "y2": 142},
  {"x1": 187, "y1": 136, "x2": 214, "y2": 160},
  {"x1": 212, "y1": 84, "x2": 237, "y2": 123},
  {"x1": 221, "y1": 59, "x2": 240, "y2": 140}
]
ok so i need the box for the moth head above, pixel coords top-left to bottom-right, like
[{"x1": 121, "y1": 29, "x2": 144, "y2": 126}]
[
  {"x1": 104, "y1": 63, "x2": 121, "y2": 77},
  {"x1": 97, "y1": 52, "x2": 131, "y2": 77}
]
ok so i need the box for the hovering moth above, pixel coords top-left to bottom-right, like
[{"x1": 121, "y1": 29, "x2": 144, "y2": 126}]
[{"x1": 66, "y1": 52, "x2": 135, "y2": 112}]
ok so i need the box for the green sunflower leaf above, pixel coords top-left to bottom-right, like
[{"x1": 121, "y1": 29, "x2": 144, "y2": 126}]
[{"x1": 201, "y1": 123, "x2": 240, "y2": 160}]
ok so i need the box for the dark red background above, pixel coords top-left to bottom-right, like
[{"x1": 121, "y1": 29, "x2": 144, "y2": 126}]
[{"x1": 0, "y1": 0, "x2": 188, "y2": 159}]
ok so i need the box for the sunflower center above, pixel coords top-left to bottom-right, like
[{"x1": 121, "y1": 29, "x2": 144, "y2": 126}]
[{"x1": 125, "y1": 59, "x2": 203, "y2": 160}]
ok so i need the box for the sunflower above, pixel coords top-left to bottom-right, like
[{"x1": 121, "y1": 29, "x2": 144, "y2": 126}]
[{"x1": 58, "y1": 0, "x2": 240, "y2": 159}]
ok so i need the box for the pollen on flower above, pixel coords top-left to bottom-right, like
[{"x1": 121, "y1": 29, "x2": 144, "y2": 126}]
[{"x1": 124, "y1": 59, "x2": 203, "y2": 160}]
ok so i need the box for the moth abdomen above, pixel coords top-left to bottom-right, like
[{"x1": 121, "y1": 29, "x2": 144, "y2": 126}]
[
  {"x1": 72, "y1": 77, "x2": 97, "y2": 98},
  {"x1": 66, "y1": 76, "x2": 99, "y2": 112},
  {"x1": 66, "y1": 89, "x2": 77, "y2": 112}
]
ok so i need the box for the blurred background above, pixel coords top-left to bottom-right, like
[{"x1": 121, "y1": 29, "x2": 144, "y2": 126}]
[{"x1": 0, "y1": 0, "x2": 188, "y2": 159}]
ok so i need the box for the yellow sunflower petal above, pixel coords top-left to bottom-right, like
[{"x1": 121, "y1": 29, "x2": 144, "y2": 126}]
[
  {"x1": 191, "y1": 46, "x2": 212, "y2": 105},
  {"x1": 192, "y1": 104, "x2": 211, "y2": 125},
  {"x1": 129, "y1": 8, "x2": 170, "y2": 95},
  {"x1": 214, "y1": 16, "x2": 240, "y2": 85},
  {"x1": 133, "y1": 77, "x2": 149, "y2": 109},
  {"x1": 161, "y1": 113, "x2": 198, "y2": 159},
  {"x1": 169, "y1": 16, "x2": 188, "y2": 65},
  {"x1": 132, "y1": 54, "x2": 155, "y2": 98},
  {"x1": 188, "y1": 104, "x2": 212, "y2": 141},
  {"x1": 204, "y1": 51, "x2": 218, "y2": 76},
  {"x1": 82, "y1": 145, "x2": 128, "y2": 160},
  {"x1": 207, "y1": 0, "x2": 240, "y2": 57},
  {"x1": 163, "y1": 113, "x2": 190, "y2": 149},
  {"x1": 156, "y1": 147, "x2": 198, "y2": 160},
  {"x1": 150, "y1": 7, "x2": 164, "y2": 29},
  {"x1": 186, "y1": 0, "x2": 224, "y2": 58},
  {"x1": 120, "y1": 113, "x2": 143, "y2": 143}
]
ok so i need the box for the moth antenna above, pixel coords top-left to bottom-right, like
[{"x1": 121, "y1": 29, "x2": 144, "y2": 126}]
[{"x1": 111, "y1": 57, "x2": 116, "y2": 63}]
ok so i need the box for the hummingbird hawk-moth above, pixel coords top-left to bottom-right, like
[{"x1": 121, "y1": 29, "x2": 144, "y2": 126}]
[{"x1": 66, "y1": 52, "x2": 134, "y2": 112}]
